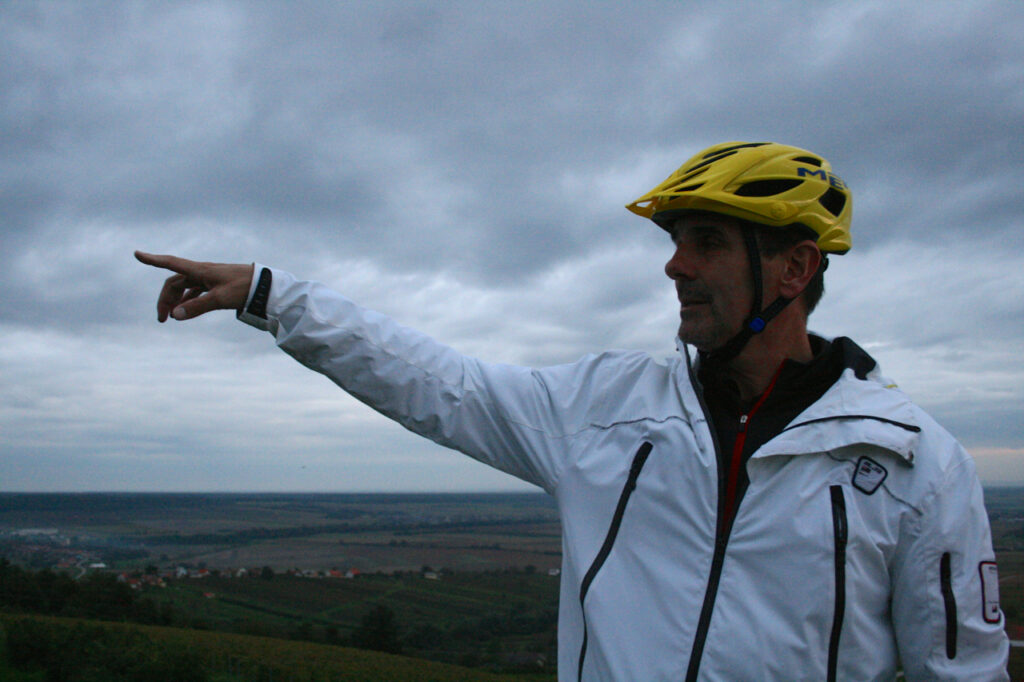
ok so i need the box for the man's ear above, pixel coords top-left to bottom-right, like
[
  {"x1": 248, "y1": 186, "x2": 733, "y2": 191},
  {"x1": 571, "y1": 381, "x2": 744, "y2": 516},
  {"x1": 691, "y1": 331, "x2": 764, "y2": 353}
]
[{"x1": 778, "y1": 240, "x2": 822, "y2": 299}]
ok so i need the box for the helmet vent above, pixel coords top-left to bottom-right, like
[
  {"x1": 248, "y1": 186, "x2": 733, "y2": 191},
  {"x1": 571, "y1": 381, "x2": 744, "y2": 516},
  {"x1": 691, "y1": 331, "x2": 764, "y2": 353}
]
[
  {"x1": 684, "y1": 151, "x2": 737, "y2": 174},
  {"x1": 818, "y1": 187, "x2": 847, "y2": 216},
  {"x1": 675, "y1": 166, "x2": 708, "y2": 185},
  {"x1": 702, "y1": 142, "x2": 768, "y2": 159},
  {"x1": 734, "y1": 179, "x2": 803, "y2": 197},
  {"x1": 793, "y1": 156, "x2": 823, "y2": 167},
  {"x1": 669, "y1": 182, "x2": 705, "y2": 194}
]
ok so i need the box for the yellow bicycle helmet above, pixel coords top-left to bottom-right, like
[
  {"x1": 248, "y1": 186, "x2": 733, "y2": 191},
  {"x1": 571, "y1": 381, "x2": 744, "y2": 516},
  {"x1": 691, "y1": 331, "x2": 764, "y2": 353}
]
[{"x1": 626, "y1": 141, "x2": 852, "y2": 254}]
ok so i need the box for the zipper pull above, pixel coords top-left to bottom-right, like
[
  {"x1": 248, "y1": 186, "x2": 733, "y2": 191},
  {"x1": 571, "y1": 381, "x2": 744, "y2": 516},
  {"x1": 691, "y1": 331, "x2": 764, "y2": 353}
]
[{"x1": 739, "y1": 414, "x2": 749, "y2": 425}]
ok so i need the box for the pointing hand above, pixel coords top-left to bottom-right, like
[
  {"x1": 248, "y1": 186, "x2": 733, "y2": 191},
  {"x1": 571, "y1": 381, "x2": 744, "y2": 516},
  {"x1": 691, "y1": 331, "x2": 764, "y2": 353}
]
[{"x1": 135, "y1": 251, "x2": 254, "y2": 322}]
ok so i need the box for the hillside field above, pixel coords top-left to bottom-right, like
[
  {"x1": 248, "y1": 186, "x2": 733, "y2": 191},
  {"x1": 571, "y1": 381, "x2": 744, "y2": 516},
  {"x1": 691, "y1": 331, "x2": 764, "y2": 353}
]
[{"x1": 2, "y1": 490, "x2": 1022, "y2": 678}]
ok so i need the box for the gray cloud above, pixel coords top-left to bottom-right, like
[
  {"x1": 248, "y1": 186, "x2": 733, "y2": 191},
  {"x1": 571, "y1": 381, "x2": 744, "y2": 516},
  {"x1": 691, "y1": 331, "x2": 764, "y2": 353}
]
[{"x1": 1, "y1": 0, "x2": 1022, "y2": 491}]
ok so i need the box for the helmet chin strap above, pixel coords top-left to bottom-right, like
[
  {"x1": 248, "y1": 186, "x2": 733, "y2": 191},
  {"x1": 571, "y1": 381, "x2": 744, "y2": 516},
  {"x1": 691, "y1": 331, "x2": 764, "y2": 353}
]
[{"x1": 700, "y1": 225, "x2": 795, "y2": 367}]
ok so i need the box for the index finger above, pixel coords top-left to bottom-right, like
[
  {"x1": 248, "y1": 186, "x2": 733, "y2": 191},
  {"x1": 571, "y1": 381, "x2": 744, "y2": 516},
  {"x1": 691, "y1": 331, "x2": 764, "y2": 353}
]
[{"x1": 134, "y1": 251, "x2": 201, "y2": 276}]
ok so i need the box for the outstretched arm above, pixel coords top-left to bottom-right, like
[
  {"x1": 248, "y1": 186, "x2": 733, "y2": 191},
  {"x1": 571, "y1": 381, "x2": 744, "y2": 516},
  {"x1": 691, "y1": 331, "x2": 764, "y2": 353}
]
[{"x1": 135, "y1": 251, "x2": 253, "y2": 322}]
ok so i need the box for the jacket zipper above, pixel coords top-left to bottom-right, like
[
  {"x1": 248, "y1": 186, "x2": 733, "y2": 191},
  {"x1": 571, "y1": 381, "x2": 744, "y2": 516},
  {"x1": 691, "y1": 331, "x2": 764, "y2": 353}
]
[
  {"x1": 678, "y1": 347, "x2": 915, "y2": 679},
  {"x1": 940, "y1": 552, "x2": 957, "y2": 659},
  {"x1": 828, "y1": 485, "x2": 848, "y2": 682},
  {"x1": 721, "y1": 367, "x2": 783, "y2": 532},
  {"x1": 577, "y1": 441, "x2": 653, "y2": 682},
  {"x1": 685, "y1": 365, "x2": 782, "y2": 681}
]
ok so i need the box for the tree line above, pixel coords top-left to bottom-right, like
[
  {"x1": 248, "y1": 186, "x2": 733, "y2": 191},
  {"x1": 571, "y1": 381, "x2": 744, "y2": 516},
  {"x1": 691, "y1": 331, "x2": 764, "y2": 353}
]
[{"x1": 1, "y1": 559, "x2": 558, "y2": 675}]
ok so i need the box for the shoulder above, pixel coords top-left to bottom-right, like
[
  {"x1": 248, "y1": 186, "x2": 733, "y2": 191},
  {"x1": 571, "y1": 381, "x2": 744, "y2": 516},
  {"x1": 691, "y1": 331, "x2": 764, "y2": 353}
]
[
  {"x1": 539, "y1": 349, "x2": 678, "y2": 383},
  {"x1": 833, "y1": 359, "x2": 976, "y2": 511},
  {"x1": 534, "y1": 349, "x2": 690, "y2": 426}
]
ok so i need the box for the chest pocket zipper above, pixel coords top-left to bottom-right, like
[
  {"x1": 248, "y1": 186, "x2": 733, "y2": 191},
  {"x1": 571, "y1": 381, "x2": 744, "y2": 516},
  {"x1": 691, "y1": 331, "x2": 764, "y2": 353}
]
[
  {"x1": 577, "y1": 441, "x2": 653, "y2": 682},
  {"x1": 828, "y1": 485, "x2": 848, "y2": 682}
]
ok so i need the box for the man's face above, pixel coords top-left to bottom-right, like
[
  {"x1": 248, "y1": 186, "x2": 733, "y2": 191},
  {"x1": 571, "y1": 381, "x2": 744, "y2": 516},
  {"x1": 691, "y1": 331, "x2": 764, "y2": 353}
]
[{"x1": 664, "y1": 214, "x2": 753, "y2": 351}]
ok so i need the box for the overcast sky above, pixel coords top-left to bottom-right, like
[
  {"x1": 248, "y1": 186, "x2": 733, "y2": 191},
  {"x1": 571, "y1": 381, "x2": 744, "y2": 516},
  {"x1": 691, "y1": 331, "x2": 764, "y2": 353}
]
[{"x1": 2, "y1": 1, "x2": 1022, "y2": 493}]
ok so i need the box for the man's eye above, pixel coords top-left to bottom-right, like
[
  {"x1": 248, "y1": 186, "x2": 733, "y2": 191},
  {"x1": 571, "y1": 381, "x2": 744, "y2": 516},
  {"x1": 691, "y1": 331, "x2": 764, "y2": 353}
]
[
  {"x1": 671, "y1": 227, "x2": 728, "y2": 251},
  {"x1": 696, "y1": 235, "x2": 722, "y2": 250}
]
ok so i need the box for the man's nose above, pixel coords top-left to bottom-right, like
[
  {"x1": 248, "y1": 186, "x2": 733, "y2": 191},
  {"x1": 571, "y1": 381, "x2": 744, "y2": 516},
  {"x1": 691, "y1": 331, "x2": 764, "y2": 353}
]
[{"x1": 665, "y1": 245, "x2": 695, "y2": 280}]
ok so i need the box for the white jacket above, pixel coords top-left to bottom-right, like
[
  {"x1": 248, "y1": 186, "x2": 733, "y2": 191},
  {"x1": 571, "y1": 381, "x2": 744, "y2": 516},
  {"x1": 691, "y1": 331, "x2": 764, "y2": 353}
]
[{"x1": 239, "y1": 266, "x2": 1009, "y2": 681}]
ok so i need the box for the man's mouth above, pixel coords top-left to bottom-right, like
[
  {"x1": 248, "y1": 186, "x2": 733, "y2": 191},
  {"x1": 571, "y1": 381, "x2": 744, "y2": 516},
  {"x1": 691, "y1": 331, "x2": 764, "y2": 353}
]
[{"x1": 676, "y1": 283, "x2": 711, "y2": 307}]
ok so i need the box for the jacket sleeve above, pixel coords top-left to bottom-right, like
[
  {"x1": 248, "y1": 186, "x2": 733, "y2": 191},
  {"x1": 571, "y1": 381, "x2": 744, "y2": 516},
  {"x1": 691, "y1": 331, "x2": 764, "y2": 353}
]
[
  {"x1": 237, "y1": 265, "x2": 604, "y2": 493},
  {"x1": 890, "y1": 446, "x2": 1009, "y2": 681}
]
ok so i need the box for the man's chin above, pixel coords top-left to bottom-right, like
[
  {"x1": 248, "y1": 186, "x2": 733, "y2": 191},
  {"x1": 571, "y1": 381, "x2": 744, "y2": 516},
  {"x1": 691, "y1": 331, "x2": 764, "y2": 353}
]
[
  {"x1": 677, "y1": 329, "x2": 713, "y2": 352},
  {"x1": 677, "y1": 323, "x2": 730, "y2": 353}
]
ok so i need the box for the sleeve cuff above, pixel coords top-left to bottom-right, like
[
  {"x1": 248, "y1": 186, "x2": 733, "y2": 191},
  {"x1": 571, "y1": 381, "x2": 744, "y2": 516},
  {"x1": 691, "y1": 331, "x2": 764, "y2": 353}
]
[{"x1": 236, "y1": 264, "x2": 275, "y2": 332}]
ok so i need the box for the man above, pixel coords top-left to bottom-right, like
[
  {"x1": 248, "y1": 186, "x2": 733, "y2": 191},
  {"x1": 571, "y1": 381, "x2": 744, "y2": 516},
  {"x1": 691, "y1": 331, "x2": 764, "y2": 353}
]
[{"x1": 137, "y1": 141, "x2": 1009, "y2": 680}]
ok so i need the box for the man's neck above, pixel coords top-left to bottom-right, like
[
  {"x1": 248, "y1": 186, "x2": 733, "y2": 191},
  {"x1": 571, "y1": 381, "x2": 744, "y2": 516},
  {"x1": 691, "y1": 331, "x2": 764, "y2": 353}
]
[{"x1": 719, "y1": 316, "x2": 813, "y2": 403}]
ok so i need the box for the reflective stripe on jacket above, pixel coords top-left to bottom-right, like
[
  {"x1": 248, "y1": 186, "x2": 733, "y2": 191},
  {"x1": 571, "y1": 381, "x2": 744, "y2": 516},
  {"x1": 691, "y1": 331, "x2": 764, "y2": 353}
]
[{"x1": 239, "y1": 266, "x2": 1010, "y2": 681}]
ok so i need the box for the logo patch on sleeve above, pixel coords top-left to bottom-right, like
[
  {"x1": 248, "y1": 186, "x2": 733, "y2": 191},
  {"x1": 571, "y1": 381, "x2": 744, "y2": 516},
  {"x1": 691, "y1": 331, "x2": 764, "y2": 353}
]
[
  {"x1": 979, "y1": 561, "x2": 1001, "y2": 623},
  {"x1": 852, "y1": 456, "x2": 887, "y2": 494}
]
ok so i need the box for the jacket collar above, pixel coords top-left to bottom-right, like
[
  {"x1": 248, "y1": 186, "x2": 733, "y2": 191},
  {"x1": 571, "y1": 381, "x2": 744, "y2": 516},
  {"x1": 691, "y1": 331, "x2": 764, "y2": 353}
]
[
  {"x1": 678, "y1": 335, "x2": 921, "y2": 465},
  {"x1": 752, "y1": 365, "x2": 921, "y2": 465}
]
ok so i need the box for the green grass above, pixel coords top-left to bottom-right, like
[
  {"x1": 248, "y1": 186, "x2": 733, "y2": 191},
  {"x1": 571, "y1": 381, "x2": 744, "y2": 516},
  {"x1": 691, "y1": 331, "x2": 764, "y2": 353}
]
[
  {"x1": 150, "y1": 570, "x2": 558, "y2": 638},
  {"x1": 1, "y1": 612, "x2": 553, "y2": 682},
  {"x1": 0, "y1": 656, "x2": 46, "y2": 682}
]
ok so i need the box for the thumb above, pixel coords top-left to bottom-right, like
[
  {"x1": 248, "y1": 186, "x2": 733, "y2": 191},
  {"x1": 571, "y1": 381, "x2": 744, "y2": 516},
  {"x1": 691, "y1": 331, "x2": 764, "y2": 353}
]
[
  {"x1": 170, "y1": 279, "x2": 247, "y2": 320},
  {"x1": 170, "y1": 293, "x2": 219, "y2": 321},
  {"x1": 170, "y1": 302, "x2": 201, "y2": 321}
]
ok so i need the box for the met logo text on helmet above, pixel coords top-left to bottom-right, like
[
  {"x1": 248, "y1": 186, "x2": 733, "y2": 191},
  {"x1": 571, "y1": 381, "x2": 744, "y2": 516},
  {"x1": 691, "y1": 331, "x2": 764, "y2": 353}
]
[{"x1": 797, "y1": 166, "x2": 848, "y2": 190}]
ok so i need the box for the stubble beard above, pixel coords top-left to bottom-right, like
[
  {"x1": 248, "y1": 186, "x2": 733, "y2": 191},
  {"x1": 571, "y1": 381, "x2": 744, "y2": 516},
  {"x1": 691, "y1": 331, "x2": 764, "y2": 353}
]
[
  {"x1": 675, "y1": 282, "x2": 733, "y2": 351},
  {"x1": 676, "y1": 302, "x2": 736, "y2": 352}
]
